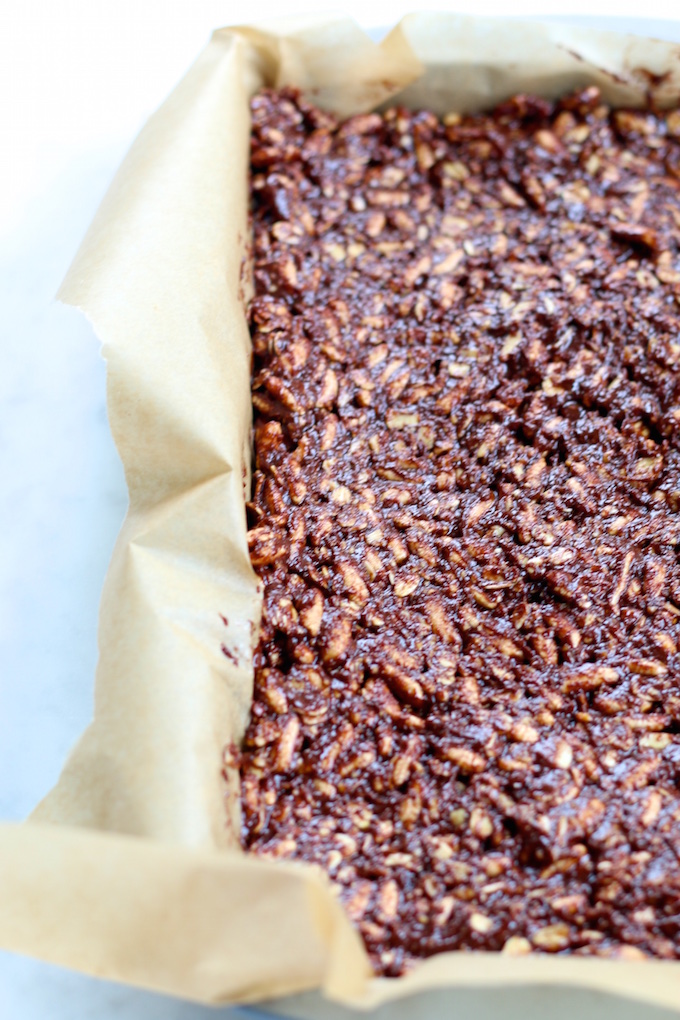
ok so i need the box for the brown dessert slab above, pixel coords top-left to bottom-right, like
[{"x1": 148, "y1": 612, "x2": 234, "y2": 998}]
[{"x1": 237, "y1": 86, "x2": 680, "y2": 975}]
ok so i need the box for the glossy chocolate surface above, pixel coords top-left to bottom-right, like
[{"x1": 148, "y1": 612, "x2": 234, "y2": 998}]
[{"x1": 237, "y1": 87, "x2": 680, "y2": 972}]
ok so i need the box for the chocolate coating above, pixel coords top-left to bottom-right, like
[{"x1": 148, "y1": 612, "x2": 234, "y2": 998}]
[{"x1": 236, "y1": 87, "x2": 680, "y2": 973}]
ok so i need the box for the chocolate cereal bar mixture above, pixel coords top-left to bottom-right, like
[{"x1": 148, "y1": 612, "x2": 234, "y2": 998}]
[{"x1": 237, "y1": 86, "x2": 680, "y2": 973}]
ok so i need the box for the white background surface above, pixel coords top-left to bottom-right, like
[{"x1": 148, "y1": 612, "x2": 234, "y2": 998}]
[{"x1": 3, "y1": 3, "x2": 680, "y2": 1018}]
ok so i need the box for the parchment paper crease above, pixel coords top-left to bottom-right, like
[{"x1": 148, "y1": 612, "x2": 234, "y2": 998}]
[{"x1": 3, "y1": 13, "x2": 680, "y2": 1012}]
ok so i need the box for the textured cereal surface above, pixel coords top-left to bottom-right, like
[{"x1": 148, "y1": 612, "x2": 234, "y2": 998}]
[{"x1": 236, "y1": 86, "x2": 680, "y2": 974}]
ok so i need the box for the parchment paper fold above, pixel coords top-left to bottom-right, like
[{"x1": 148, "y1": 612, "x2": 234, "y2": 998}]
[{"x1": 3, "y1": 13, "x2": 680, "y2": 1012}]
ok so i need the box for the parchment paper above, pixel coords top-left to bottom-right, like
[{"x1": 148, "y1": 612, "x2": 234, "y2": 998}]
[{"x1": 3, "y1": 12, "x2": 680, "y2": 1012}]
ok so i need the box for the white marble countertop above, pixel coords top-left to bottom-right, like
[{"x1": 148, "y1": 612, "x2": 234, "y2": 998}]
[{"x1": 3, "y1": 4, "x2": 680, "y2": 1017}]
